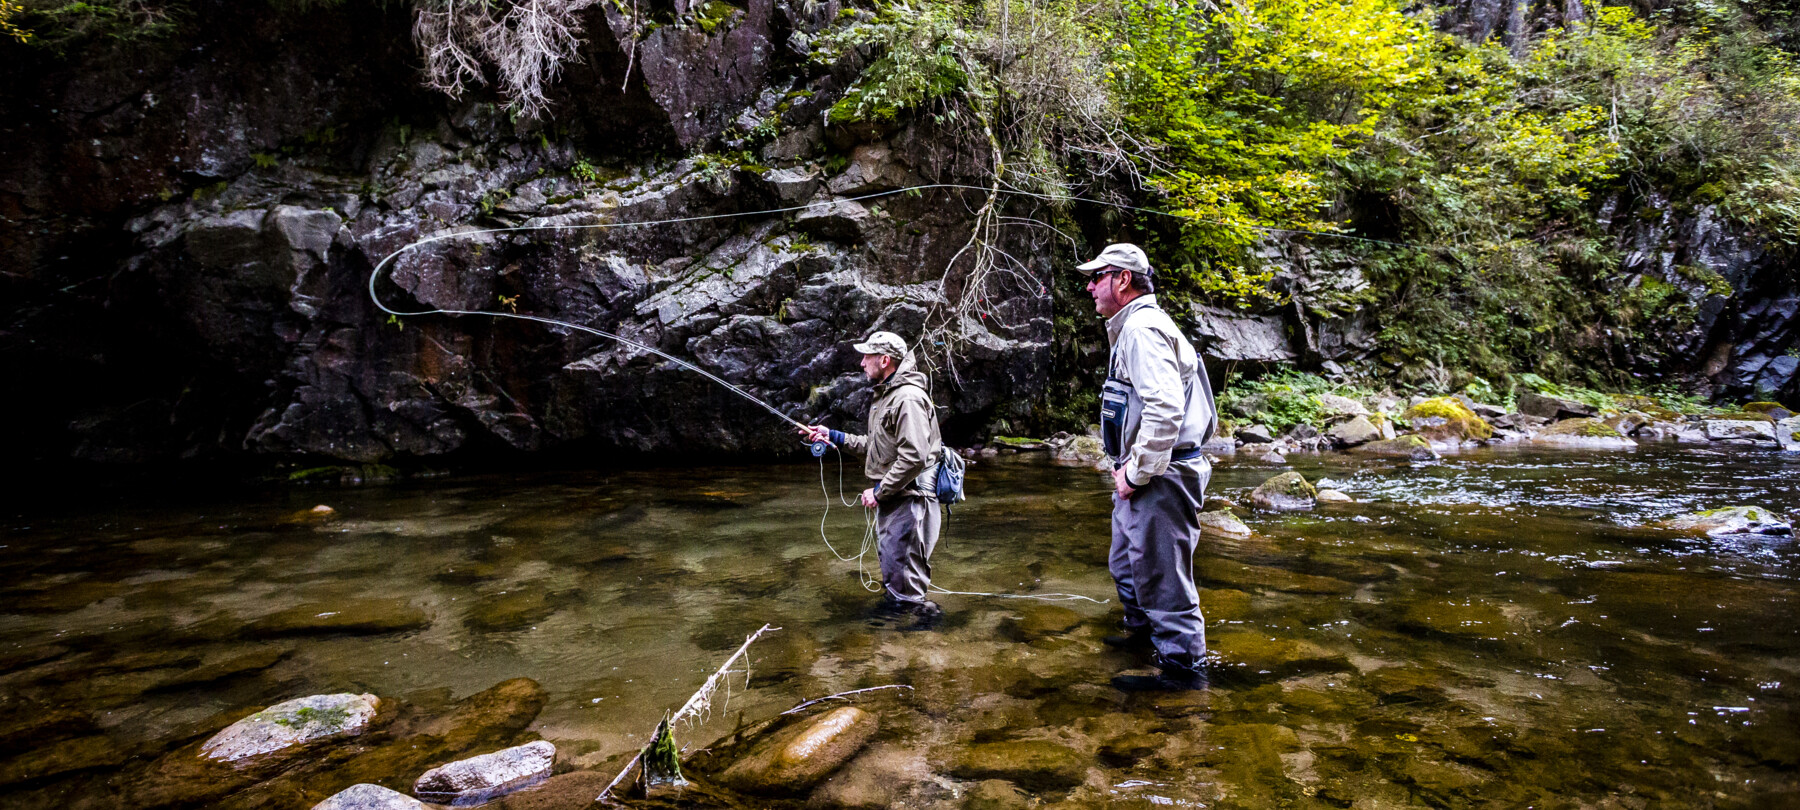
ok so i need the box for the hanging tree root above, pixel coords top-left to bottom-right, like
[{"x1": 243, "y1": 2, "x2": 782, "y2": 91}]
[{"x1": 596, "y1": 623, "x2": 780, "y2": 804}]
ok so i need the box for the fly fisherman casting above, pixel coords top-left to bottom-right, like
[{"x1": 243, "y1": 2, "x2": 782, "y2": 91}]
[{"x1": 799, "y1": 331, "x2": 948, "y2": 631}]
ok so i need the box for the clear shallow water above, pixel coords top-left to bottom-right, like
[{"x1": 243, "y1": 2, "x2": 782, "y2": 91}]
[{"x1": 2, "y1": 445, "x2": 1797, "y2": 808}]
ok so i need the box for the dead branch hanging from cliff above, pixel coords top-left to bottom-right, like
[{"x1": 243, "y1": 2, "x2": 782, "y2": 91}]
[{"x1": 413, "y1": 0, "x2": 601, "y2": 120}]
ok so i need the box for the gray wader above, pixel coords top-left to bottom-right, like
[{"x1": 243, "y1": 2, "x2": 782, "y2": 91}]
[
  {"x1": 1109, "y1": 456, "x2": 1210, "y2": 671},
  {"x1": 876, "y1": 493, "x2": 940, "y2": 605}
]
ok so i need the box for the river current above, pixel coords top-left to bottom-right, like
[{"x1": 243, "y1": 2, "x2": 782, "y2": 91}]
[{"x1": 3, "y1": 445, "x2": 1797, "y2": 807}]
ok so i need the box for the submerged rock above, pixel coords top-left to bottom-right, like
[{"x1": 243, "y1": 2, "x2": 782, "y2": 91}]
[
  {"x1": 946, "y1": 741, "x2": 1087, "y2": 791},
  {"x1": 0, "y1": 734, "x2": 129, "y2": 787},
  {"x1": 1209, "y1": 630, "x2": 1350, "y2": 677},
  {"x1": 1349, "y1": 435, "x2": 1439, "y2": 459},
  {"x1": 1250, "y1": 472, "x2": 1317, "y2": 512},
  {"x1": 152, "y1": 646, "x2": 294, "y2": 691},
  {"x1": 1398, "y1": 599, "x2": 1512, "y2": 640},
  {"x1": 1195, "y1": 558, "x2": 1356, "y2": 595},
  {"x1": 1655, "y1": 506, "x2": 1793, "y2": 537},
  {"x1": 313, "y1": 783, "x2": 427, "y2": 810},
  {"x1": 1316, "y1": 489, "x2": 1355, "y2": 503},
  {"x1": 414, "y1": 740, "x2": 555, "y2": 804},
  {"x1": 1001, "y1": 604, "x2": 1085, "y2": 642},
  {"x1": 1197, "y1": 509, "x2": 1252, "y2": 539},
  {"x1": 245, "y1": 598, "x2": 431, "y2": 637},
  {"x1": 719, "y1": 706, "x2": 878, "y2": 795},
  {"x1": 1534, "y1": 418, "x2": 1636, "y2": 450},
  {"x1": 464, "y1": 590, "x2": 563, "y2": 632},
  {"x1": 201, "y1": 693, "x2": 380, "y2": 762}
]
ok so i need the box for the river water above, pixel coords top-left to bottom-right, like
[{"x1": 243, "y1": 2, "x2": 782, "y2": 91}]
[{"x1": 3, "y1": 445, "x2": 1797, "y2": 808}]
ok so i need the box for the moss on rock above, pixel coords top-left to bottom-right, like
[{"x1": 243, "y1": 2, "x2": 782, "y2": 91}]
[{"x1": 1400, "y1": 397, "x2": 1493, "y2": 442}]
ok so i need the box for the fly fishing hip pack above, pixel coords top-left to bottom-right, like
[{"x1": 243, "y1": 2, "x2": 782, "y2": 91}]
[{"x1": 935, "y1": 447, "x2": 966, "y2": 506}]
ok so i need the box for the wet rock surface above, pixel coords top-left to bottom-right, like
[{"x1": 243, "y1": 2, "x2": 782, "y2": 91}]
[
  {"x1": 1250, "y1": 472, "x2": 1318, "y2": 512},
  {"x1": 719, "y1": 706, "x2": 878, "y2": 795},
  {"x1": 946, "y1": 740, "x2": 1087, "y2": 791},
  {"x1": 313, "y1": 783, "x2": 430, "y2": 810},
  {"x1": 1534, "y1": 418, "x2": 1636, "y2": 449},
  {"x1": 201, "y1": 693, "x2": 381, "y2": 762},
  {"x1": 1197, "y1": 509, "x2": 1253, "y2": 538},
  {"x1": 414, "y1": 740, "x2": 555, "y2": 804},
  {"x1": 244, "y1": 599, "x2": 431, "y2": 638},
  {"x1": 1655, "y1": 506, "x2": 1793, "y2": 536},
  {"x1": 1350, "y1": 436, "x2": 1440, "y2": 459}
]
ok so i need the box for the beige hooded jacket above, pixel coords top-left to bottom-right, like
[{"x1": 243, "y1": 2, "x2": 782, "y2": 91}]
[{"x1": 842, "y1": 350, "x2": 943, "y2": 503}]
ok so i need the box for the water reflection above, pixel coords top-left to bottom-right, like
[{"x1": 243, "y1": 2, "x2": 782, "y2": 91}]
[{"x1": 1, "y1": 445, "x2": 1796, "y2": 807}]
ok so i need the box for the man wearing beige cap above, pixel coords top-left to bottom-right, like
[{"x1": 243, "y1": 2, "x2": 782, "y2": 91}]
[
  {"x1": 799, "y1": 331, "x2": 946, "y2": 626},
  {"x1": 1078, "y1": 243, "x2": 1218, "y2": 691}
]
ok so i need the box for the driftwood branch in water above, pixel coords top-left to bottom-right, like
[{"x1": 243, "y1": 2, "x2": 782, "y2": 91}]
[
  {"x1": 596, "y1": 623, "x2": 780, "y2": 804},
  {"x1": 780, "y1": 685, "x2": 915, "y2": 716}
]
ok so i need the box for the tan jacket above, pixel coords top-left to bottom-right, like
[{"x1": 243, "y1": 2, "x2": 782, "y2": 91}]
[
  {"x1": 1105, "y1": 295, "x2": 1216, "y2": 486},
  {"x1": 843, "y1": 351, "x2": 942, "y2": 502}
]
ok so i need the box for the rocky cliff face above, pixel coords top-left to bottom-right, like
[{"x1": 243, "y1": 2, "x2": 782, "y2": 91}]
[
  {"x1": 2, "y1": 0, "x2": 1793, "y2": 467},
  {"x1": 2, "y1": 0, "x2": 1050, "y2": 464}
]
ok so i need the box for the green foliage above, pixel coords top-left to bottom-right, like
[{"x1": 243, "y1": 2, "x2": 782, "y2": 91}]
[
  {"x1": 570, "y1": 158, "x2": 601, "y2": 184},
  {"x1": 822, "y1": 3, "x2": 980, "y2": 125},
  {"x1": 1217, "y1": 370, "x2": 1376, "y2": 433},
  {"x1": 1111, "y1": 0, "x2": 1429, "y2": 307}
]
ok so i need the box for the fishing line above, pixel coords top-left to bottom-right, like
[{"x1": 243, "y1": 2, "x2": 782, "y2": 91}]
[{"x1": 373, "y1": 180, "x2": 1366, "y2": 607}]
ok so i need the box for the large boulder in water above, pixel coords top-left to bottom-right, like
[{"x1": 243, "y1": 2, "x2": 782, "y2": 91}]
[
  {"x1": 1400, "y1": 397, "x2": 1492, "y2": 444},
  {"x1": 201, "y1": 693, "x2": 380, "y2": 762},
  {"x1": 719, "y1": 706, "x2": 878, "y2": 795},
  {"x1": 1703, "y1": 418, "x2": 1777, "y2": 442},
  {"x1": 1534, "y1": 418, "x2": 1635, "y2": 450},
  {"x1": 1250, "y1": 472, "x2": 1317, "y2": 512},
  {"x1": 414, "y1": 740, "x2": 555, "y2": 804}
]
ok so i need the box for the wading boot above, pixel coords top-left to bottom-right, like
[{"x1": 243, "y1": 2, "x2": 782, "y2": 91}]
[
  {"x1": 1102, "y1": 631, "x2": 1154, "y2": 652},
  {"x1": 869, "y1": 597, "x2": 942, "y2": 632},
  {"x1": 1110, "y1": 666, "x2": 1208, "y2": 692},
  {"x1": 1112, "y1": 655, "x2": 1208, "y2": 692}
]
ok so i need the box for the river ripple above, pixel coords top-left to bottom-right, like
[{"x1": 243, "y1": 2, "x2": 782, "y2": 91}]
[{"x1": 2, "y1": 445, "x2": 1796, "y2": 807}]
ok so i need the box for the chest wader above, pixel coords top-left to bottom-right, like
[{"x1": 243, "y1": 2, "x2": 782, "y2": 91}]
[{"x1": 1101, "y1": 348, "x2": 1209, "y2": 673}]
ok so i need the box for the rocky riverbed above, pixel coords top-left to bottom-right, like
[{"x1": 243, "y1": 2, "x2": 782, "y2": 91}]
[{"x1": 1, "y1": 448, "x2": 1796, "y2": 808}]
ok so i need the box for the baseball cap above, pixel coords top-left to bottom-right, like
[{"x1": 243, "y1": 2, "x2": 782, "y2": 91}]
[
  {"x1": 851, "y1": 331, "x2": 909, "y2": 359},
  {"x1": 1076, "y1": 243, "x2": 1152, "y2": 277}
]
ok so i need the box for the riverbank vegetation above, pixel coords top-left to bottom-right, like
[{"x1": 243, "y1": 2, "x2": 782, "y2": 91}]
[{"x1": 7, "y1": 0, "x2": 1795, "y2": 399}]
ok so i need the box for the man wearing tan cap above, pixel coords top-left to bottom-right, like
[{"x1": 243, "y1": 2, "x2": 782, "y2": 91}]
[
  {"x1": 799, "y1": 331, "x2": 946, "y2": 626},
  {"x1": 1078, "y1": 243, "x2": 1218, "y2": 691}
]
